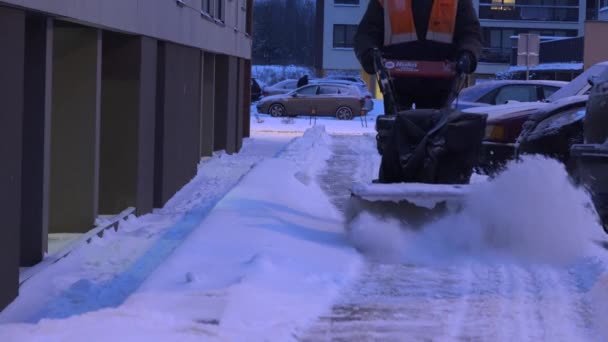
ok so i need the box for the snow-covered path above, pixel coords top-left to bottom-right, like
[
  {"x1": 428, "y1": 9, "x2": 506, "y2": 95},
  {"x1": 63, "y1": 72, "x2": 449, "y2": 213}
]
[
  {"x1": 1, "y1": 125, "x2": 608, "y2": 342},
  {"x1": 301, "y1": 135, "x2": 608, "y2": 341}
]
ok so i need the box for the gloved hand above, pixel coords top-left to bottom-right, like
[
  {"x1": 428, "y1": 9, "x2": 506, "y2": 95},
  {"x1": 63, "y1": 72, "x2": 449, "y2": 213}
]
[
  {"x1": 359, "y1": 48, "x2": 377, "y2": 75},
  {"x1": 456, "y1": 51, "x2": 476, "y2": 75}
]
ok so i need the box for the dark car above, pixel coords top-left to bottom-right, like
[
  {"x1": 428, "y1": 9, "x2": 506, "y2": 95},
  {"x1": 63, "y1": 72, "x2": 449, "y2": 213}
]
[
  {"x1": 454, "y1": 80, "x2": 567, "y2": 110},
  {"x1": 470, "y1": 62, "x2": 608, "y2": 174}
]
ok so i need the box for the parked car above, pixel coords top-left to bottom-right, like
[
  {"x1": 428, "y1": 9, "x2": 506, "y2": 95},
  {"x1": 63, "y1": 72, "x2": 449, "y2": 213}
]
[
  {"x1": 256, "y1": 83, "x2": 373, "y2": 120},
  {"x1": 263, "y1": 79, "x2": 299, "y2": 96},
  {"x1": 454, "y1": 80, "x2": 567, "y2": 110},
  {"x1": 311, "y1": 79, "x2": 374, "y2": 111},
  {"x1": 251, "y1": 78, "x2": 263, "y2": 102},
  {"x1": 474, "y1": 61, "x2": 608, "y2": 174},
  {"x1": 478, "y1": 95, "x2": 588, "y2": 173}
]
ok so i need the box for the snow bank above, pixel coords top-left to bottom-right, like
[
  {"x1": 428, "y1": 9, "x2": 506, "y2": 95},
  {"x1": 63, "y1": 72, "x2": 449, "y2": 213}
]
[
  {"x1": 349, "y1": 155, "x2": 605, "y2": 266},
  {"x1": 0, "y1": 126, "x2": 363, "y2": 341}
]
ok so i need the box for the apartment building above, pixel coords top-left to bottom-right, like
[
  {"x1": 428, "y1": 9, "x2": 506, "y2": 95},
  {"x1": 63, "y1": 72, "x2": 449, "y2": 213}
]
[
  {"x1": 0, "y1": 0, "x2": 253, "y2": 311},
  {"x1": 316, "y1": 0, "x2": 595, "y2": 85},
  {"x1": 475, "y1": 0, "x2": 596, "y2": 78}
]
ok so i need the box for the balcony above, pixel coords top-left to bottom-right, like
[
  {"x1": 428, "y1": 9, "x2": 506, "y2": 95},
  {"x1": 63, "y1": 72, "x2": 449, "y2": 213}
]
[{"x1": 479, "y1": 4, "x2": 579, "y2": 22}]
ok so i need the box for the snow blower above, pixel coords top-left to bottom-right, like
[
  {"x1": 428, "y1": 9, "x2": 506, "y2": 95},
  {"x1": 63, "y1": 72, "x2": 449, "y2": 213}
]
[{"x1": 345, "y1": 50, "x2": 488, "y2": 229}]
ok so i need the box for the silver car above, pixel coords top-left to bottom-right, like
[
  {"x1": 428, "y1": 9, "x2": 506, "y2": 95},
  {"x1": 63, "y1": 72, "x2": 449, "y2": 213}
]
[{"x1": 256, "y1": 83, "x2": 373, "y2": 120}]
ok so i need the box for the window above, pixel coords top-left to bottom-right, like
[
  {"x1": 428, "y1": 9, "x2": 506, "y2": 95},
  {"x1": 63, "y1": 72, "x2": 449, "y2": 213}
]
[
  {"x1": 494, "y1": 85, "x2": 538, "y2": 104},
  {"x1": 543, "y1": 85, "x2": 560, "y2": 98},
  {"x1": 333, "y1": 24, "x2": 358, "y2": 48},
  {"x1": 480, "y1": 27, "x2": 578, "y2": 63},
  {"x1": 296, "y1": 85, "x2": 319, "y2": 95},
  {"x1": 335, "y1": 0, "x2": 360, "y2": 4},
  {"x1": 216, "y1": 0, "x2": 224, "y2": 21},
  {"x1": 202, "y1": 0, "x2": 213, "y2": 15},
  {"x1": 319, "y1": 85, "x2": 344, "y2": 95}
]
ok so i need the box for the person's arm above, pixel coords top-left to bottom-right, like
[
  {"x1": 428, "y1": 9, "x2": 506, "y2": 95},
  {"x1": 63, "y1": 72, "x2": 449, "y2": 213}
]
[
  {"x1": 453, "y1": 0, "x2": 482, "y2": 73},
  {"x1": 354, "y1": 0, "x2": 385, "y2": 74}
]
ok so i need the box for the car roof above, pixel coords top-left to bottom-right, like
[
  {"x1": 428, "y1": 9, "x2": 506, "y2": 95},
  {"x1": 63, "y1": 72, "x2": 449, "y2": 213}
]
[{"x1": 470, "y1": 79, "x2": 567, "y2": 87}]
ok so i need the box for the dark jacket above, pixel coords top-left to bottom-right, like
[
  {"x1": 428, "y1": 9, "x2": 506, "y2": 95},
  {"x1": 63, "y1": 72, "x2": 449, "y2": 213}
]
[
  {"x1": 354, "y1": 0, "x2": 482, "y2": 74},
  {"x1": 297, "y1": 75, "x2": 309, "y2": 88}
]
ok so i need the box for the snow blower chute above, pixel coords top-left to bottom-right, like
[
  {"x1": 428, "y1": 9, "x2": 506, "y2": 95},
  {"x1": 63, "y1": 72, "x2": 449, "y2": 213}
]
[{"x1": 346, "y1": 50, "x2": 488, "y2": 229}]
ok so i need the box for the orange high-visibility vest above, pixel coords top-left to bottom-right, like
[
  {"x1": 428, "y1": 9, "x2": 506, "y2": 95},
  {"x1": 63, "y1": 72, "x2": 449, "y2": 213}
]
[{"x1": 378, "y1": 0, "x2": 458, "y2": 46}]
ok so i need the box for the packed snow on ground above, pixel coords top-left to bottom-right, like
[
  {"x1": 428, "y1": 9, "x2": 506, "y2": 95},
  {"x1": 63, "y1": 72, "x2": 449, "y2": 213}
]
[
  {"x1": 347, "y1": 154, "x2": 608, "y2": 339},
  {"x1": 250, "y1": 99, "x2": 384, "y2": 135},
  {"x1": 0, "y1": 126, "x2": 363, "y2": 341}
]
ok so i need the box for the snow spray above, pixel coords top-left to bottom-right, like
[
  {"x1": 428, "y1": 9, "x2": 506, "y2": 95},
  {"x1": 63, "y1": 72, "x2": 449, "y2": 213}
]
[{"x1": 348, "y1": 155, "x2": 604, "y2": 265}]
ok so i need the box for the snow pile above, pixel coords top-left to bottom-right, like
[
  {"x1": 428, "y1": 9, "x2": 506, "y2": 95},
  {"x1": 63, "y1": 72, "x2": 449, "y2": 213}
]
[
  {"x1": 0, "y1": 126, "x2": 363, "y2": 341},
  {"x1": 349, "y1": 155, "x2": 604, "y2": 265}
]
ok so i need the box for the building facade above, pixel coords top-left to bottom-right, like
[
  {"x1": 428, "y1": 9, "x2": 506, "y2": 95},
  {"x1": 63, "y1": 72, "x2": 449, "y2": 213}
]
[{"x1": 0, "y1": 0, "x2": 253, "y2": 311}]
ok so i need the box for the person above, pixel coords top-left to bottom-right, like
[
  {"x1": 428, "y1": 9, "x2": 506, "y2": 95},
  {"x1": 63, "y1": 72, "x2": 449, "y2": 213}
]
[
  {"x1": 354, "y1": 0, "x2": 482, "y2": 111},
  {"x1": 297, "y1": 74, "x2": 309, "y2": 88}
]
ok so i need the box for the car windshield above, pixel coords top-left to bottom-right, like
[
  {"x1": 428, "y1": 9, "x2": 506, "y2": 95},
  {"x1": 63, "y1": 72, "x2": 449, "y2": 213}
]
[
  {"x1": 547, "y1": 64, "x2": 608, "y2": 102},
  {"x1": 458, "y1": 82, "x2": 498, "y2": 102}
]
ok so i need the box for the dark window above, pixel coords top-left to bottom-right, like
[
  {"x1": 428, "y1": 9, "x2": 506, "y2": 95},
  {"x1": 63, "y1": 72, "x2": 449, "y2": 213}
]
[
  {"x1": 543, "y1": 85, "x2": 560, "y2": 98},
  {"x1": 202, "y1": 0, "x2": 212, "y2": 14},
  {"x1": 494, "y1": 85, "x2": 538, "y2": 104},
  {"x1": 216, "y1": 0, "x2": 224, "y2": 21},
  {"x1": 333, "y1": 25, "x2": 358, "y2": 48},
  {"x1": 480, "y1": 27, "x2": 577, "y2": 63},
  {"x1": 296, "y1": 85, "x2": 319, "y2": 95},
  {"x1": 335, "y1": 0, "x2": 360, "y2": 4}
]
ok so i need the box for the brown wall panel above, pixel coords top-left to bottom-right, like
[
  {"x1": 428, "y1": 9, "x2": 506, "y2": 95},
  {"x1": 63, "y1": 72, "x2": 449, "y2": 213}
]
[
  {"x1": 154, "y1": 42, "x2": 202, "y2": 207},
  {"x1": 21, "y1": 14, "x2": 52, "y2": 266},
  {"x1": 49, "y1": 24, "x2": 101, "y2": 234}
]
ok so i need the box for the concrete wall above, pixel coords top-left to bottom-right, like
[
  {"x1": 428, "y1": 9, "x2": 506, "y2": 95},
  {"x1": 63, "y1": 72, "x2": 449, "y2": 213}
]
[
  {"x1": 154, "y1": 41, "x2": 202, "y2": 207},
  {"x1": 20, "y1": 14, "x2": 52, "y2": 265},
  {"x1": 0, "y1": 0, "x2": 251, "y2": 59},
  {"x1": 584, "y1": 21, "x2": 608, "y2": 69},
  {"x1": 322, "y1": 0, "x2": 368, "y2": 70},
  {"x1": 49, "y1": 23, "x2": 101, "y2": 234},
  {"x1": 0, "y1": 5, "x2": 25, "y2": 310}
]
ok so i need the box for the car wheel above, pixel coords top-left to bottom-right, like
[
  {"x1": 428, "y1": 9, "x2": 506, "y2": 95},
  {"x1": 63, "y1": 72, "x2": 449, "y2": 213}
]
[
  {"x1": 268, "y1": 103, "x2": 286, "y2": 117},
  {"x1": 335, "y1": 106, "x2": 353, "y2": 120}
]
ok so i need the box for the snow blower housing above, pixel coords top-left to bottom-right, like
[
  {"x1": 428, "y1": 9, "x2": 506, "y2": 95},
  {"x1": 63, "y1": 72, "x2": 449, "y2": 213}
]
[
  {"x1": 372, "y1": 50, "x2": 487, "y2": 185},
  {"x1": 346, "y1": 50, "x2": 487, "y2": 229}
]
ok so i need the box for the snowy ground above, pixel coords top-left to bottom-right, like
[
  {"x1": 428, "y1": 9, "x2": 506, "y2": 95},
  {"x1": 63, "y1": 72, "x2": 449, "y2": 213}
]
[{"x1": 1, "y1": 103, "x2": 608, "y2": 341}]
